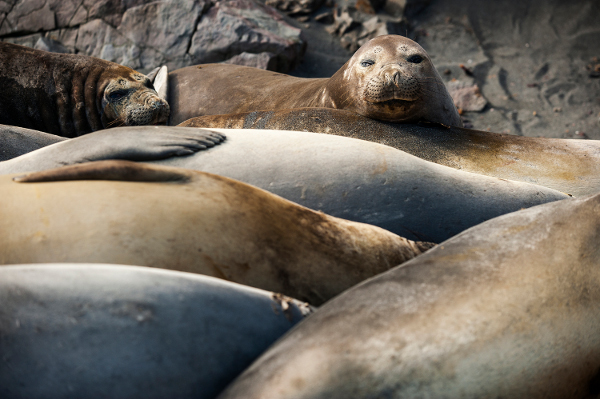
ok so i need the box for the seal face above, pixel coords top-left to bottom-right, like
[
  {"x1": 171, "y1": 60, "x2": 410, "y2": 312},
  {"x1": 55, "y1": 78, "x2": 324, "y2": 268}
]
[
  {"x1": 326, "y1": 35, "x2": 461, "y2": 125},
  {"x1": 0, "y1": 42, "x2": 170, "y2": 137},
  {"x1": 101, "y1": 72, "x2": 170, "y2": 128}
]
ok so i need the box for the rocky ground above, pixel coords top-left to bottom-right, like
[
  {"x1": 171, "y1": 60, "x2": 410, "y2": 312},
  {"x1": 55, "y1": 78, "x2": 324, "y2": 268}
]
[{"x1": 1, "y1": 0, "x2": 599, "y2": 138}]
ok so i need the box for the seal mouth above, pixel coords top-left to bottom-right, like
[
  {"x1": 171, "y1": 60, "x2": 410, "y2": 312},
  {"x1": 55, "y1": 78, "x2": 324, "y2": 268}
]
[{"x1": 371, "y1": 98, "x2": 415, "y2": 107}]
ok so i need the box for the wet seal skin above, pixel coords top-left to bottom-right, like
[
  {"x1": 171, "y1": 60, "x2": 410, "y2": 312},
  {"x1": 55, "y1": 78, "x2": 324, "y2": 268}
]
[
  {"x1": 0, "y1": 264, "x2": 312, "y2": 399},
  {"x1": 180, "y1": 107, "x2": 600, "y2": 197},
  {"x1": 0, "y1": 42, "x2": 170, "y2": 137},
  {"x1": 217, "y1": 192, "x2": 600, "y2": 399},
  {"x1": 168, "y1": 35, "x2": 460, "y2": 127},
  {"x1": 1, "y1": 160, "x2": 432, "y2": 305}
]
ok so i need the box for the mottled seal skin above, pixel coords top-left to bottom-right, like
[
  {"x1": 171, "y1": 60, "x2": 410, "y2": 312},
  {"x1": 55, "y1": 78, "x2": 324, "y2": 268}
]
[
  {"x1": 1, "y1": 129, "x2": 570, "y2": 243},
  {"x1": 0, "y1": 42, "x2": 170, "y2": 137},
  {"x1": 180, "y1": 107, "x2": 600, "y2": 197},
  {"x1": 218, "y1": 193, "x2": 600, "y2": 399},
  {"x1": 0, "y1": 264, "x2": 312, "y2": 399},
  {"x1": 1, "y1": 160, "x2": 432, "y2": 305},
  {"x1": 168, "y1": 35, "x2": 460, "y2": 127},
  {"x1": 0, "y1": 126, "x2": 226, "y2": 175}
]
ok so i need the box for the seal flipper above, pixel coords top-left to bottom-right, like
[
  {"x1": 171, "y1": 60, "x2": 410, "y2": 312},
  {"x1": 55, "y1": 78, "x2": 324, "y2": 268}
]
[
  {"x1": 13, "y1": 160, "x2": 193, "y2": 184},
  {"x1": 153, "y1": 66, "x2": 168, "y2": 100}
]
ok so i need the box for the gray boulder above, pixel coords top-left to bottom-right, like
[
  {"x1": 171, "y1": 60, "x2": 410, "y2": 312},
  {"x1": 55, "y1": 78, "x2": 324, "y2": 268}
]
[{"x1": 0, "y1": 0, "x2": 305, "y2": 73}]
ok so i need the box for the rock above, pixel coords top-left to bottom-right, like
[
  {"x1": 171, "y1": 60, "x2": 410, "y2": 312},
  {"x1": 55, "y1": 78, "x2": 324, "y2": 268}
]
[
  {"x1": 265, "y1": 0, "x2": 324, "y2": 15},
  {"x1": 327, "y1": 7, "x2": 407, "y2": 52},
  {"x1": 34, "y1": 37, "x2": 68, "y2": 53},
  {"x1": 0, "y1": 0, "x2": 305, "y2": 73},
  {"x1": 189, "y1": 0, "x2": 306, "y2": 72},
  {"x1": 314, "y1": 10, "x2": 334, "y2": 24},
  {"x1": 223, "y1": 51, "x2": 278, "y2": 70},
  {"x1": 447, "y1": 80, "x2": 488, "y2": 112},
  {"x1": 384, "y1": 0, "x2": 432, "y2": 18}
]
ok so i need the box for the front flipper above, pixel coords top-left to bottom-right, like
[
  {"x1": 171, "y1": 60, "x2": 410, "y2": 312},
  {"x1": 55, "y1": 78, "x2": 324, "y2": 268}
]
[
  {"x1": 14, "y1": 160, "x2": 194, "y2": 184},
  {"x1": 0, "y1": 126, "x2": 226, "y2": 174}
]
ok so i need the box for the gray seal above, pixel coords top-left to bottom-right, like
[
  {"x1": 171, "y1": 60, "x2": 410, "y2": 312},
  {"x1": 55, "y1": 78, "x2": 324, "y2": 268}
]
[
  {"x1": 217, "y1": 191, "x2": 600, "y2": 399},
  {"x1": 0, "y1": 264, "x2": 311, "y2": 399},
  {"x1": 0, "y1": 42, "x2": 170, "y2": 137}
]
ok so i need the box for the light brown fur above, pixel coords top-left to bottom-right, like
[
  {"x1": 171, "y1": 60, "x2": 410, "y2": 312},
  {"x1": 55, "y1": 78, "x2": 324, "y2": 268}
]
[
  {"x1": 2, "y1": 160, "x2": 433, "y2": 305},
  {"x1": 168, "y1": 35, "x2": 460, "y2": 127}
]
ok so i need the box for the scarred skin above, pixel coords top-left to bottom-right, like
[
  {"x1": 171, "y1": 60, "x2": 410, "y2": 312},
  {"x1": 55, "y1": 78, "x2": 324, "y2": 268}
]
[
  {"x1": 179, "y1": 107, "x2": 600, "y2": 197},
  {"x1": 168, "y1": 35, "x2": 460, "y2": 127},
  {"x1": 0, "y1": 160, "x2": 433, "y2": 305},
  {"x1": 0, "y1": 42, "x2": 170, "y2": 137}
]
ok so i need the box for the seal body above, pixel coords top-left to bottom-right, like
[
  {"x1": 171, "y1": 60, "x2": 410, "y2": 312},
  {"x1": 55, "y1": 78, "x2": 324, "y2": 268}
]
[
  {"x1": 217, "y1": 192, "x2": 600, "y2": 399},
  {"x1": 0, "y1": 124, "x2": 66, "y2": 161},
  {"x1": 168, "y1": 35, "x2": 460, "y2": 126},
  {"x1": 1, "y1": 128, "x2": 569, "y2": 243},
  {"x1": 180, "y1": 108, "x2": 600, "y2": 197},
  {"x1": 0, "y1": 126, "x2": 226, "y2": 175},
  {"x1": 1, "y1": 160, "x2": 431, "y2": 305},
  {"x1": 0, "y1": 42, "x2": 170, "y2": 137},
  {"x1": 0, "y1": 264, "x2": 311, "y2": 399}
]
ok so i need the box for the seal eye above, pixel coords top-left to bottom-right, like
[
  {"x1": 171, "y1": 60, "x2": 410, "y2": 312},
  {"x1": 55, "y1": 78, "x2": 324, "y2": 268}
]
[
  {"x1": 108, "y1": 89, "x2": 128, "y2": 101},
  {"x1": 407, "y1": 55, "x2": 424, "y2": 64},
  {"x1": 360, "y1": 59, "x2": 375, "y2": 67}
]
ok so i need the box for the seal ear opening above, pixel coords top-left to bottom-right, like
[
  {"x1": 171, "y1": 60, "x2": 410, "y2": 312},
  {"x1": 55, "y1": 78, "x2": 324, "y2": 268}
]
[{"x1": 13, "y1": 160, "x2": 192, "y2": 184}]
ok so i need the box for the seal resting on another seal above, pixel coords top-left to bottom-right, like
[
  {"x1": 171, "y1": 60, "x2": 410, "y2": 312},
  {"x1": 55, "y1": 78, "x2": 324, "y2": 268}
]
[
  {"x1": 217, "y1": 192, "x2": 600, "y2": 399},
  {"x1": 1, "y1": 129, "x2": 569, "y2": 243},
  {"x1": 0, "y1": 42, "x2": 170, "y2": 137},
  {"x1": 179, "y1": 108, "x2": 600, "y2": 197},
  {"x1": 1, "y1": 160, "x2": 433, "y2": 305},
  {"x1": 168, "y1": 35, "x2": 460, "y2": 127}
]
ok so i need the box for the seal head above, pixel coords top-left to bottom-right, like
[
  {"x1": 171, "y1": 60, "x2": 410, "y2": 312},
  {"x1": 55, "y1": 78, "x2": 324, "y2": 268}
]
[
  {"x1": 326, "y1": 35, "x2": 461, "y2": 126},
  {"x1": 0, "y1": 42, "x2": 170, "y2": 137},
  {"x1": 101, "y1": 70, "x2": 170, "y2": 128}
]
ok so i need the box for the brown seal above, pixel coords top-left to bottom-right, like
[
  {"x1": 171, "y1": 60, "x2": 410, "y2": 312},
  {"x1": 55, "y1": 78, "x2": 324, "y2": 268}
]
[
  {"x1": 217, "y1": 191, "x2": 600, "y2": 399},
  {"x1": 168, "y1": 35, "x2": 460, "y2": 126},
  {"x1": 179, "y1": 108, "x2": 600, "y2": 197},
  {"x1": 2, "y1": 160, "x2": 434, "y2": 305},
  {"x1": 0, "y1": 42, "x2": 170, "y2": 137}
]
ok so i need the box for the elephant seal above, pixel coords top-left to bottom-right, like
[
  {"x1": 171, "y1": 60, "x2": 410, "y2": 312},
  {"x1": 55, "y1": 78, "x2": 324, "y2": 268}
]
[
  {"x1": 0, "y1": 42, "x2": 170, "y2": 137},
  {"x1": 2, "y1": 160, "x2": 432, "y2": 305},
  {"x1": 0, "y1": 126, "x2": 225, "y2": 175},
  {"x1": 168, "y1": 35, "x2": 460, "y2": 127},
  {"x1": 217, "y1": 192, "x2": 600, "y2": 399},
  {"x1": 180, "y1": 108, "x2": 600, "y2": 197},
  {"x1": 1, "y1": 129, "x2": 569, "y2": 243},
  {"x1": 0, "y1": 124, "x2": 66, "y2": 161},
  {"x1": 0, "y1": 264, "x2": 311, "y2": 399}
]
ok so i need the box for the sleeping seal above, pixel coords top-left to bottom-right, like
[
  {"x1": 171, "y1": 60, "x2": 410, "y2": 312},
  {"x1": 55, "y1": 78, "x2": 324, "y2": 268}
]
[
  {"x1": 1, "y1": 160, "x2": 432, "y2": 305},
  {"x1": 168, "y1": 35, "x2": 460, "y2": 127},
  {"x1": 217, "y1": 191, "x2": 600, "y2": 399},
  {"x1": 0, "y1": 129, "x2": 570, "y2": 243},
  {"x1": 0, "y1": 264, "x2": 311, "y2": 399},
  {"x1": 0, "y1": 42, "x2": 170, "y2": 137}
]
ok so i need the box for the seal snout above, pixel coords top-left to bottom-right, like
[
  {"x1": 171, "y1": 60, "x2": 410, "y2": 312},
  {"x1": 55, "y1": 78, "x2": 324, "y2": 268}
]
[{"x1": 364, "y1": 66, "x2": 421, "y2": 104}]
